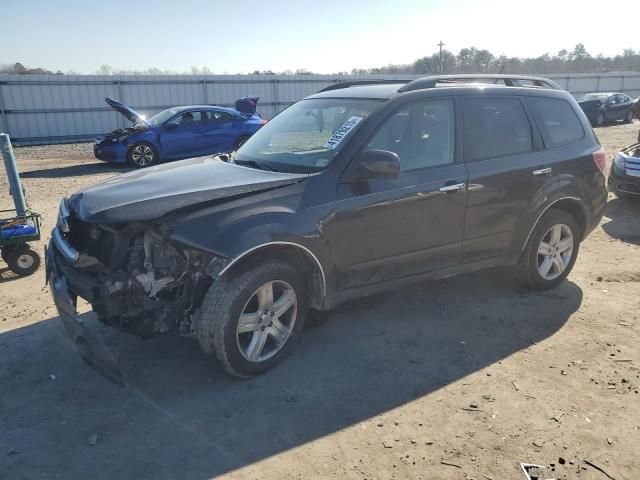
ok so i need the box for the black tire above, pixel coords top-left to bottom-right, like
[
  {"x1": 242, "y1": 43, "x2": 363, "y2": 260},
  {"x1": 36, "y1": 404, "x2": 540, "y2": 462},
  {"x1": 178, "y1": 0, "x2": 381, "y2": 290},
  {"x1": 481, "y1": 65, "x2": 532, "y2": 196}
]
[
  {"x1": 197, "y1": 260, "x2": 307, "y2": 378},
  {"x1": 6, "y1": 246, "x2": 40, "y2": 276},
  {"x1": 233, "y1": 135, "x2": 251, "y2": 151},
  {"x1": 624, "y1": 110, "x2": 634, "y2": 124},
  {"x1": 515, "y1": 209, "x2": 580, "y2": 290},
  {"x1": 126, "y1": 142, "x2": 158, "y2": 168},
  {"x1": 595, "y1": 112, "x2": 605, "y2": 127},
  {"x1": 1, "y1": 247, "x2": 11, "y2": 264}
]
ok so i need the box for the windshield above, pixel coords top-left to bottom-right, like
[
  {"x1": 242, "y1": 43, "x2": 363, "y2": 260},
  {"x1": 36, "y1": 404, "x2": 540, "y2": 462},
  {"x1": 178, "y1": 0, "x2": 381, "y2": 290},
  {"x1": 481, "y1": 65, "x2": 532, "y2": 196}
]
[
  {"x1": 233, "y1": 98, "x2": 381, "y2": 173},
  {"x1": 147, "y1": 108, "x2": 180, "y2": 126},
  {"x1": 580, "y1": 93, "x2": 610, "y2": 103}
]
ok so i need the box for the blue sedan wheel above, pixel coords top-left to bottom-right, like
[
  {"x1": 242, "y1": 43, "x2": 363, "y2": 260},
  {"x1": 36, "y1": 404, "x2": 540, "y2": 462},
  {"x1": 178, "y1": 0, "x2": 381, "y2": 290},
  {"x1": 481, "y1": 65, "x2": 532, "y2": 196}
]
[{"x1": 127, "y1": 142, "x2": 157, "y2": 168}]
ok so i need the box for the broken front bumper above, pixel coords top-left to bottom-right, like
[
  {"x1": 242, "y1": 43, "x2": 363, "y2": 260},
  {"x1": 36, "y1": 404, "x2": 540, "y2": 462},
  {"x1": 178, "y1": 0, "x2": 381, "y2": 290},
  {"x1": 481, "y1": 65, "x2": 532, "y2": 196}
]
[{"x1": 46, "y1": 239, "x2": 124, "y2": 385}]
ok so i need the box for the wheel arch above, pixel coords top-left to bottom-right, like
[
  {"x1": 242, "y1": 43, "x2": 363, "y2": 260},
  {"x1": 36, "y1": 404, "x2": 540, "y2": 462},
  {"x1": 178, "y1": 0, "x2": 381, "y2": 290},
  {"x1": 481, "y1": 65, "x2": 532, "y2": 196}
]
[
  {"x1": 218, "y1": 242, "x2": 326, "y2": 309},
  {"x1": 521, "y1": 196, "x2": 589, "y2": 252}
]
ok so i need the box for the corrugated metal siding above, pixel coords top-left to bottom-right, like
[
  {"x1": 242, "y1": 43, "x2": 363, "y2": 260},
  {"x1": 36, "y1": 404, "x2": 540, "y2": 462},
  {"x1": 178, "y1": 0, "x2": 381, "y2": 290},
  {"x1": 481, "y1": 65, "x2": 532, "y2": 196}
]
[{"x1": 1, "y1": 73, "x2": 639, "y2": 145}]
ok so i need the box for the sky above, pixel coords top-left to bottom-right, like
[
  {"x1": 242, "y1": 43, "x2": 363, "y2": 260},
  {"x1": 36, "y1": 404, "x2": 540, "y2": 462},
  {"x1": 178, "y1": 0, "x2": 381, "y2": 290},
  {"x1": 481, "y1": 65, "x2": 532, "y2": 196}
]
[{"x1": 2, "y1": 0, "x2": 640, "y2": 74}]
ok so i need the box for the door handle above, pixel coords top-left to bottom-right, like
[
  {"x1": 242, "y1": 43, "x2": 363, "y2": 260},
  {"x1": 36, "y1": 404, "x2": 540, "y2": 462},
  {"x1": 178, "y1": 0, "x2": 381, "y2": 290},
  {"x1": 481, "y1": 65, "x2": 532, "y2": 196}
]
[
  {"x1": 439, "y1": 182, "x2": 466, "y2": 193},
  {"x1": 532, "y1": 167, "x2": 552, "y2": 176}
]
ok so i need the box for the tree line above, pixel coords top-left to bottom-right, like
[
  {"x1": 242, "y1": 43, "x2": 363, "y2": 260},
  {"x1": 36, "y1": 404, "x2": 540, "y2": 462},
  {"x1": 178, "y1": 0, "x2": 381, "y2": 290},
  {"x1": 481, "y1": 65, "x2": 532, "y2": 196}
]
[
  {"x1": 2, "y1": 45, "x2": 639, "y2": 76},
  {"x1": 352, "y1": 44, "x2": 640, "y2": 75}
]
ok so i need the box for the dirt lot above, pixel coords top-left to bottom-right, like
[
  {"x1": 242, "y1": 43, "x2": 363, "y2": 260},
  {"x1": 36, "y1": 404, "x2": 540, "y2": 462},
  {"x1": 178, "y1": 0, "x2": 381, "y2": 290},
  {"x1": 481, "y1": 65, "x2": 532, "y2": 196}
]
[{"x1": 1, "y1": 123, "x2": 639, "y2": 480}]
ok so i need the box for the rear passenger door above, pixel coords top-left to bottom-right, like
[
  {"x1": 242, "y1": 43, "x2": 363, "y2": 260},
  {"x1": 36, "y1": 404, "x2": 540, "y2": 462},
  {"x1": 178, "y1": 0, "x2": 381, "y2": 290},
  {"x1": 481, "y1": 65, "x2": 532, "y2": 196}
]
[
  {"x1": 202, "y1": 110, "x2": 240, "y2": 153},
  {"x1": 461, "y1": 96, "x2": 555, "y2": 262}
]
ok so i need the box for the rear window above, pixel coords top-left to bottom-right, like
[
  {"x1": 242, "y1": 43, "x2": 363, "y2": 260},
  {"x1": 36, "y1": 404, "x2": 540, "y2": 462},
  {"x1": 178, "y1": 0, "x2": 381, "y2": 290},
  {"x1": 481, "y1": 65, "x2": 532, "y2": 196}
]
[
  {"x1": 463, "y1": 97, "x2": 533, "y2": 161},
  {"x1": 527, "y1": 97, "x2": 584, "y2": 148}
]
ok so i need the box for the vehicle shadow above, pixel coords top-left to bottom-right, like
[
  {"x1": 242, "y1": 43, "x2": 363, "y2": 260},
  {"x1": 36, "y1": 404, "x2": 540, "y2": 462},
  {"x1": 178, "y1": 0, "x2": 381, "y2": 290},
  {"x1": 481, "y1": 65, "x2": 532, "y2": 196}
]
[
  {"x1": 0, "y1": 270, "x2": 582, "y2": 480},
  {"x1": 20, "y1": 162, "x2": 130, "y2": 179},
  {"x1": 601, "y1": 195, "x2": 640, "y2": 245}
]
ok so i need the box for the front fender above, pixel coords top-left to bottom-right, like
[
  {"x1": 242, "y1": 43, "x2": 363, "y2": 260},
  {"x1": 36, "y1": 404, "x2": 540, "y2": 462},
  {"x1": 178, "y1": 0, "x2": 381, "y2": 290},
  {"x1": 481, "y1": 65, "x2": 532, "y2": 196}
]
[{"x1": 170, "y1": 185, "x2": 334, "y2": 284}]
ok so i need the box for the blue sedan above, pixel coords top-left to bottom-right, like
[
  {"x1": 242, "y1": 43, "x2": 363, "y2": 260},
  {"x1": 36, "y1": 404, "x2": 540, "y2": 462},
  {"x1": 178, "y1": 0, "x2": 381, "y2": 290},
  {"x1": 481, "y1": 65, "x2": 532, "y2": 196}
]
[{"x1": 94, "y1": 96, "x2": 267, "y2": 168}]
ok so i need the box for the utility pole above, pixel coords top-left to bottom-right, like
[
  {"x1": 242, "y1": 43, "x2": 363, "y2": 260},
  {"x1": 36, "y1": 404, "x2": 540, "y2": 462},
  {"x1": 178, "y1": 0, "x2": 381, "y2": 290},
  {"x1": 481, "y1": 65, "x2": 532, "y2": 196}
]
[{"x1": 437, "y1": 40, "x2": 445, "y2": 74}]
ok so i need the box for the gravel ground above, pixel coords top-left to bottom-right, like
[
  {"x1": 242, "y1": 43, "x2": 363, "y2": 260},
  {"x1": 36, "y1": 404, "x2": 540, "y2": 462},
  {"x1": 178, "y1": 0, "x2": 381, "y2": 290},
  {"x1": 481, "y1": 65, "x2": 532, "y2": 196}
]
[{"x1": 1, "y1": 122, "x2": 639, "y2": 480}]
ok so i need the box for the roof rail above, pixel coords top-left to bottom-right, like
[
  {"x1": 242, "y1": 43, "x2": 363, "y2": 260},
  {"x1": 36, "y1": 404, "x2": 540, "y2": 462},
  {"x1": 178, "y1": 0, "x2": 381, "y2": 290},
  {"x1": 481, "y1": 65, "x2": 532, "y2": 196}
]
[
  {"x1": 397, "y1": 74, "x2": 563, "y2": 92},
  {"x1": 318, "y1": 79, "x2": 412, "y2": 93}
]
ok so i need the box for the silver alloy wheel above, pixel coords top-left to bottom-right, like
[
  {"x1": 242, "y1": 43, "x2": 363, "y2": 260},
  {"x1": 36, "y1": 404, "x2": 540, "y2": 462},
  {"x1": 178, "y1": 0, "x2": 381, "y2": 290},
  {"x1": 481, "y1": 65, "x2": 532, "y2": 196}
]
[
  {"x1": 17, "y1": 253, "x2": 34, "y2": 269},
  {"x1": 537, "y1": 224, "x2": 573, "y2": 281},
  {"x1": 236, "y1": 280, "x2": 298, "y2": 362},
  {"x1": 130, "y1": 144, "x2": 154, "y2": 166},
  {"x1": 596, "y1": 113, "x2": 604, "y2": 126}
]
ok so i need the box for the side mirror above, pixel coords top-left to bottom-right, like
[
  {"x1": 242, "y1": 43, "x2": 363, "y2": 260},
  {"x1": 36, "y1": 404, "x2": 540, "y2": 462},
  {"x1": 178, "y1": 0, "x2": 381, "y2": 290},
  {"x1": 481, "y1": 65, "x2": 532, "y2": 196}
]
[
  {"x1": 164, "y1": 122, "x2": 179, "y2": 130},
  {"x1": 355, "y1": 149, "x2": 400, "y2": 180}
]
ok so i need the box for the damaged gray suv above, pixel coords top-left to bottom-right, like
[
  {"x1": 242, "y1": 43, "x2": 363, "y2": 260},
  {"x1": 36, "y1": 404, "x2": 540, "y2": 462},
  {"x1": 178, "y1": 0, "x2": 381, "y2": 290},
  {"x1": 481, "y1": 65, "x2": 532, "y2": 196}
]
[{"x1": 47, "y1": 75, "x2": 607, "y2": 381}]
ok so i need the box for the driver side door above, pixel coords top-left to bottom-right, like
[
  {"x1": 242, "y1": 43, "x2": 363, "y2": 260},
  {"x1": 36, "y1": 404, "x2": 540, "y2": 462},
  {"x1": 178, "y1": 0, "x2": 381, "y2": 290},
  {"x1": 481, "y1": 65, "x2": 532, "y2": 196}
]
[
  {"x1": 159, "y1": 110, "x2": 207, "y2": 159},
  {"x1": 327, "y1": 98, "x2": 468, "y2": 291}
]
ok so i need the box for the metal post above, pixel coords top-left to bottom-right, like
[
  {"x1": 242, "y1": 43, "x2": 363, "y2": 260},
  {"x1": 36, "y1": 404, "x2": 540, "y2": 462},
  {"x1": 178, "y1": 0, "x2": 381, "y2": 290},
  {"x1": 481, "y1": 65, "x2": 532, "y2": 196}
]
[
  {"x1": 272, "y1": 79, "x2": 279, "y2": 116},
  {"x1": 437, "y1": 40, "x2": 445, "y2": 74},
  {"x1": 0, "y1": 133, "x2": 27, "y2": 216}
]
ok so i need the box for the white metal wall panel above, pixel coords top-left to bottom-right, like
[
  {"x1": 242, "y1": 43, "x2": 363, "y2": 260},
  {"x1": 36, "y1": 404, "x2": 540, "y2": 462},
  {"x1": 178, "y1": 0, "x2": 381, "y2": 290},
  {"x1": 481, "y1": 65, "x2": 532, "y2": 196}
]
[{"x1": 1, "y1": 73, "x2": 639, "y2": 145}]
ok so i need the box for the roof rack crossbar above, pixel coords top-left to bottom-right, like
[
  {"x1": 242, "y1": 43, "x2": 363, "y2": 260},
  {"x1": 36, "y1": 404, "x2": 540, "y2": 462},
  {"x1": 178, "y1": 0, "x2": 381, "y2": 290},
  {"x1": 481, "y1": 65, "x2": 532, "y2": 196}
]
[
  {"x1": 397, "y1": 74, "x2": 562, "y2": 92},
  {"x1": 318, "y1": 79, "x2": 412, "y2": 93}
]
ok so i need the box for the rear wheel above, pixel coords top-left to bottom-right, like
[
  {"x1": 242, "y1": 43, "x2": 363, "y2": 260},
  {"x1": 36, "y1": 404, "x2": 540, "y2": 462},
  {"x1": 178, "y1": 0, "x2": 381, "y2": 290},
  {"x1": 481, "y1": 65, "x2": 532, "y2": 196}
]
[
  {"x1": 516, "y1": 209, "x2": 580, "y2": 290},
  {"x1": 595, "y1": 112, "x2": 605, "y2": 127},
  {"x1": 197, "y1": 260, "x2": 306, "y2": 378},
  {"x1": 6, "y1": 246, "x2": 40, "y2": 276},
  {"x1": 127, "y1": 142, "x2": 158, "y2": 168},
  {"x1": 624, "y1": 110, "x2": 634, "y2": 124}
]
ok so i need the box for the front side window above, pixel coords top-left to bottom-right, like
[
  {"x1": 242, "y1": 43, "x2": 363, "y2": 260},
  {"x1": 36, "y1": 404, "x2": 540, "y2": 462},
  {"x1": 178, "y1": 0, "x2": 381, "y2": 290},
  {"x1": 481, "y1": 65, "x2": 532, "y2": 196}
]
[
  {"x1": 234, "y1": 98, "x2": 380, "y2": 173},
  {"x1": 365, "y1": 99, "x2": 455, "y2": 172},
  {"x1": 527, "y1": 97, "x2": 584, "y2": 148},
  {"x1": 167, "y1": 111, "x2": 202, "y2": 126},
  {"x1": 463, "y1": 97, "x2": 532, "y2": 162}
]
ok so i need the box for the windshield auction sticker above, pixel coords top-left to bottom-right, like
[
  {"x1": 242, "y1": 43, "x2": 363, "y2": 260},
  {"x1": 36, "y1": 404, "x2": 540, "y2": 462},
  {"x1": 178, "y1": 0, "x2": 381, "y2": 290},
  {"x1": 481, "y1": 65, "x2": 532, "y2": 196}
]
[{"x1": 324, "y1": 116, "x2": 363, "y2": 150}]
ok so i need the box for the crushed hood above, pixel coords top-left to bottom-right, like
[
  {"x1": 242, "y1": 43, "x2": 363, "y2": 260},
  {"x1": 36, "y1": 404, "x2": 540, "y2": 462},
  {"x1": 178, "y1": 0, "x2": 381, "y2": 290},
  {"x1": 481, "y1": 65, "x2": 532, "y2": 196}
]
[
  {"x1": 105, "y1": 97, "x2": 148, "y2": 125},
  {"x1": 67, "y1": 156, "x2": 307, "y2": 223}
]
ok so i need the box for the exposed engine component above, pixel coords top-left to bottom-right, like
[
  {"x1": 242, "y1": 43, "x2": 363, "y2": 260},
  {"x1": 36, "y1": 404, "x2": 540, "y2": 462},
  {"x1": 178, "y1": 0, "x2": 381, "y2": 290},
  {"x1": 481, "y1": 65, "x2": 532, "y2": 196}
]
[{"x1": 64, "y1": 220, "x2": 224, "y2": 339}]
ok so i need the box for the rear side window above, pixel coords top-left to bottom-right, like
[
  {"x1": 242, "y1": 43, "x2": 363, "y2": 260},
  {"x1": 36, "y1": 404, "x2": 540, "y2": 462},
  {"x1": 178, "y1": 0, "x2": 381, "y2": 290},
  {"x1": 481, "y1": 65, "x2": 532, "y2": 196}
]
[
  {"x1": 527, "y1": 97, "x2": 584, "y2": 148},
  {"x1": 463, "y1": 97, "x2": 532, "y2": 161}
]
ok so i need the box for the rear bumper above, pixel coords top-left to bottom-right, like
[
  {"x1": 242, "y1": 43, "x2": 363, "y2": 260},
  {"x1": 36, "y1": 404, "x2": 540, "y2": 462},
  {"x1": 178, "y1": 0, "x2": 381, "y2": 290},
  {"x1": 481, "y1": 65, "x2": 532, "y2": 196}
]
[{"x1": 46, "y1": 238, "x2": 124, "y2": 384}]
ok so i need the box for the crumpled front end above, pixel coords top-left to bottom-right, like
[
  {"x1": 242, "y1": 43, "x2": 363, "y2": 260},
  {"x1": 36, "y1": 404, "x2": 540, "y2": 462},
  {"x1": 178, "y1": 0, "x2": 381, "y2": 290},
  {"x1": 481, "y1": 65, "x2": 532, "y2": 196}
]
[{"x1": 46, "y1": 199, "x2": 229, "y2": 382}]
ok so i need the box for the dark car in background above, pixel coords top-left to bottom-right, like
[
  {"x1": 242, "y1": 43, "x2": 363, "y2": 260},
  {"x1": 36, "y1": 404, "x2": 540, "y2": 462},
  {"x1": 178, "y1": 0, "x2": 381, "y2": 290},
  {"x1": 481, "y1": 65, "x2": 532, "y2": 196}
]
[
  {"x1": 578, "y1": 92, "x2": 636, "y2": 126},
  {"x1": 47, "y1": 75, "x2": 607, "y2": 380},
  {"x1": 609, "y1": 141, "x2": 640, "y2": 199},
  {"x1": 94, "y1": 96, "x2": 267, "y2": 168}
]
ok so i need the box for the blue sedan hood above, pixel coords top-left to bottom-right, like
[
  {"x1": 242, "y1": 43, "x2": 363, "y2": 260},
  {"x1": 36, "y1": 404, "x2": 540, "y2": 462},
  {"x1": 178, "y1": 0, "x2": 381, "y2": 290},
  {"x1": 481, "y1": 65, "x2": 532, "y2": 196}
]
[
  {"x1": 67, "y1": 156, "x2": 307, "y2": 223},
  {"x1": 105, "y1": 97, "x2": 148, "y2": 125}
]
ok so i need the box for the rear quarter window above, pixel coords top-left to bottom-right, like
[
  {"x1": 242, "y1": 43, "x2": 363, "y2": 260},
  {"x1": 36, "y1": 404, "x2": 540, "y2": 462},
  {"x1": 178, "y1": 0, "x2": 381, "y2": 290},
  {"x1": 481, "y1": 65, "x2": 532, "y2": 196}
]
[{"x1": 527, "y1": 97, "x2": 585, "y2": 148}]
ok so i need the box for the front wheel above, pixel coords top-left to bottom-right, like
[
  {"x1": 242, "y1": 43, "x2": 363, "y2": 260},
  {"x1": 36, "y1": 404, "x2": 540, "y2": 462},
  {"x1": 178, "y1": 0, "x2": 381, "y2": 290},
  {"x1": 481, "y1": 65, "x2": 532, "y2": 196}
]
[
  {"x1": 127, "y1": 142, "x2": 158, "y2": 168},
  {"x1": 197, "y1": 260, "x2": 307, "y2": 378},
  {"x1": 515, "y1": 209, "x2": 580, "y2": 290},
  {"x1": 595, "y1": 112, "x2": 605, "y2": 127}
]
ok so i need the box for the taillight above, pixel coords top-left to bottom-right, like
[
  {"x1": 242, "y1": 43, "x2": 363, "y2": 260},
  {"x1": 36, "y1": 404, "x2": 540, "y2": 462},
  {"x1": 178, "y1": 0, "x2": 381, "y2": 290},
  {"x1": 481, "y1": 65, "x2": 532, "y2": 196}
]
[
  {"x1": 260, "y1": 119, "x2": 268, "y2": 125},
  {"x1": 593, "y1": 147, "x2": 606, "y2": 175}
]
